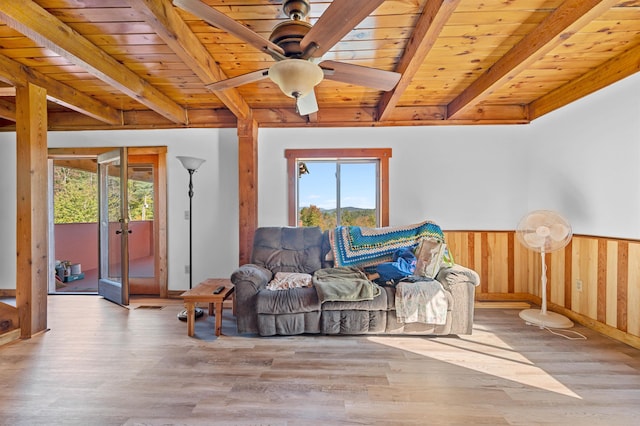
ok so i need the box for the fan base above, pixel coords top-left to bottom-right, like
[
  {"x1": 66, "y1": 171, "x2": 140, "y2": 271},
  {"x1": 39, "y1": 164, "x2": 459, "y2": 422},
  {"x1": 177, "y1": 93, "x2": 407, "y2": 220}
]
[{"x1": 519, "y1": 308, "x2": 574, "y2": 329}]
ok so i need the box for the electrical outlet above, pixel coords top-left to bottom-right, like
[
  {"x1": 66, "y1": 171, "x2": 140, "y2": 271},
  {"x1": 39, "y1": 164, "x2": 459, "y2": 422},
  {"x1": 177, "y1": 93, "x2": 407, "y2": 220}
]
[
  {"x1": 184, "y1": 210, "x2": 190, "y2": 220},
  {"x1": 576, "y1": 279, "x2": 583, "y2": 292},
  {"x1": 185, "y1": 265, "x2": 190, "y2": 274}
]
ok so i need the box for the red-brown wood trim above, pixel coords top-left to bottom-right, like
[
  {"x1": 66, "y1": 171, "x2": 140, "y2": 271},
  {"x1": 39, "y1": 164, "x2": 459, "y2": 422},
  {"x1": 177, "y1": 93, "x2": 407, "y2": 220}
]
[
  {"x1": 507, "y1": 232, "x2": 515, "y2": 294},
  {"x1": 238, "y1": 119, "x2": 258, "y2": 266},
  {"x1": 546, "y1": 251, "x2": 552, "y2": 302},
  {"x1": 380, "y1": 152, "x2": 390, "y2": 227},
  {"x1": 597, "y1": 239, "x2": 607, "y2": 323},
  {"x1": 480, "y1": 232, "x2": 489, "y2": 294},
  {"x1": 286, "y1": 154, "x2": 297, "y2": 226},
  {"x1": 617, "y1": 241, "x2": 628, "y2": 332},
  {"x1": 284, "y1": 148, "x2": 392, "y2": 227},
  {"x1": 564, "y1": 240, "x2": 573, "y2": 310},
  {"x1": 467, "y1": 232, "x2": 475, "y2": 270},
  {"x1": 16, "y1": 83, "x2": 49, "y2": 338}
]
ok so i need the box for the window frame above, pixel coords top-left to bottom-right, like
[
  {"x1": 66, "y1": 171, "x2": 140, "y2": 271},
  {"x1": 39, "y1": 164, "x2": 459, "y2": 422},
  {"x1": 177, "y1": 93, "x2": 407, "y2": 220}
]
[{"x1": 285, "y1": 148, "x2": 391, "y2": 227}]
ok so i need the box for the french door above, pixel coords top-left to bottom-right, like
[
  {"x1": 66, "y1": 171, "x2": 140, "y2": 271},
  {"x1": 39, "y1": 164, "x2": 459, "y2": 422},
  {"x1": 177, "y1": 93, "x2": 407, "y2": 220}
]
[
  {"x1": 97, "y1": 148, "x2": 130, "y2": 306},
  {"x1": 48, "y1": 146, "x2": 167, "y2": 298}
]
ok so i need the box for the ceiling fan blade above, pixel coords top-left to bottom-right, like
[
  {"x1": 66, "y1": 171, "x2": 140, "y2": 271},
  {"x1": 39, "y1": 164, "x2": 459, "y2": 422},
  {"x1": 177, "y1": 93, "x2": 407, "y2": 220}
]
[
  {"x1": 173, "y1": 0, "x2": 284, "y2": 57},
  {"x1": 300, "y1": 0, "x2": 385, "y2": 58},
  {"x1": 296, "y1": 90, "x2": 318, "y2": 116},
  {"x1": 205, "y1": 69, "x2": 269, "y2": 91},
  {"x1": 320, "y1": 60, "x2": 400, "y2": 91}
]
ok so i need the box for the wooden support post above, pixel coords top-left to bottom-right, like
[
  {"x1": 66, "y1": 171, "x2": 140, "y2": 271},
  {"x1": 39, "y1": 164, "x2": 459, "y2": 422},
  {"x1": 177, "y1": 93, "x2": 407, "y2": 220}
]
[
  {"x1": 237, "y1": 119, "x2": 258, "y2": 266},
  {"x1": 15, "y1": 82, "x2": 48, "y2": 339}
]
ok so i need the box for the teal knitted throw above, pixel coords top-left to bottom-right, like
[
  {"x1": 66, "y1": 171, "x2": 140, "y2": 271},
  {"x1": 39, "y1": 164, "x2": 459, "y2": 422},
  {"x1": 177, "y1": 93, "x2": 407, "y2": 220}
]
[{"x1": 331, "y1": 221, "x2": 446, "y2": 269}]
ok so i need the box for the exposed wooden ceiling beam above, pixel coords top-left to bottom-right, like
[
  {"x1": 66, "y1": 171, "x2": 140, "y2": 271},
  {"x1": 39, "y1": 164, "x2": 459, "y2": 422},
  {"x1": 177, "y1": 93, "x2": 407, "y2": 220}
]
[
  {"x1": 130, "y1": 0, "x2": 251, "y2": 120},
  {"x1": 43, "y1": 107, "x2": 237, "y2": 130},
  {"x1": 530, "y1": 43, "x2": 640, "y2": 120},
  {"x1": 0, "y1": 86, "x2": 16, "y2": 96},
  {"x1": 0, "y1": 0, "x2": 187, "y2": 124},
  {"x1": 0, "y1": 53, "x2": 122, "y2": 125},
  {"x1": 35, "y1": 104, "x2": 528, "y2": 130},
  {"x1": 0, "y1": 97, "x2": 16, "y2": 121},
  {"x1": 377, "y1": 0, "x2": 460, "y2": 122},
  {"x1": 447, "y1": 0, "x2": 621, "y2": 119},
  {"x1": 254, "y1": 104, "x2": 528, "y2": 126}
]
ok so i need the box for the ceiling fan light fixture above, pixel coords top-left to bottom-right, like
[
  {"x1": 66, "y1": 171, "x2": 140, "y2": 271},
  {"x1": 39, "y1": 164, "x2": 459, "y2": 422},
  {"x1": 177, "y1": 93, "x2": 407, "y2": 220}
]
[{"x1": 269, "y1": 59, "x2": 324, "y2": 99}]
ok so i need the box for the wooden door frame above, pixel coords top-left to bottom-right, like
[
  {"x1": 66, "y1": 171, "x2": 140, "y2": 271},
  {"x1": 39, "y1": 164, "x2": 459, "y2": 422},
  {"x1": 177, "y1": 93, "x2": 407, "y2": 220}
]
[{"x1": 48, "y1": 147, "x2": 168, "y2": 298}]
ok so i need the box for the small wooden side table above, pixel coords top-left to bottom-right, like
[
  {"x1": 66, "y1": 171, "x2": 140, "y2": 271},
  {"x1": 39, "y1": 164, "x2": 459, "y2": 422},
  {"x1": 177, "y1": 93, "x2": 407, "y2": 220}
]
[{"x1": 180, "y1": 278, "x2": 235, "y2": 337}]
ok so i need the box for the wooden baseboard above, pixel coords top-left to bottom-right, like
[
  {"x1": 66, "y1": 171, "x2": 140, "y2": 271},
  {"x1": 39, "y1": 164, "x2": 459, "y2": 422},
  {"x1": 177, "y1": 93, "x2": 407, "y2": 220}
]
[
  {"x1": 478, "y1": 293, "x2": 640, "y2": 351},
  {"x1": 0, "y1": 328, "x2": 20, "y2": 347},
  {"x1": 475, "y1": 301, "x2": 531, "y2": 309},
  {"x1": 547, "y1": 301, "x2": 640, "y2": 351},
  {"x1": 167, "y1": 290, "x2": 185, "y2": 299},
  {"x1": 475, "y1": 292, "x2": 531, "y2": 301},
  {"x1": 0, "y1": 289, "x2": 16, "y2": 297}
]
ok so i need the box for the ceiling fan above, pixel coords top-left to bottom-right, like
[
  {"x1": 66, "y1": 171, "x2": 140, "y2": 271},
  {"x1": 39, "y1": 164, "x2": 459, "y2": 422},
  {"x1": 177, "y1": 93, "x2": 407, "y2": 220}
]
[{"x1": 173, "y1": 0, "x2": 401, "y2": 115}]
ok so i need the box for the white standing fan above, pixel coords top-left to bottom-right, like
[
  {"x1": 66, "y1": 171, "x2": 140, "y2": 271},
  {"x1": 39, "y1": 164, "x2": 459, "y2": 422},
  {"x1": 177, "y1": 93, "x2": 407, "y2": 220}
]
[{"x1": 516, "y1": 210, "x2": 574, "y2": 329}]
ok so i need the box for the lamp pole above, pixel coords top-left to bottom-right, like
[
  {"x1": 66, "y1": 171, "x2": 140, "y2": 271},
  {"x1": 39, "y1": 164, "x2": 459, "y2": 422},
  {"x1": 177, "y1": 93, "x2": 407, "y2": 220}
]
[
  {"x1": 176, "y1": 156, "x2": 206, "y2": 321},
  {"x1": 187, "y1": 168, "x2": 195, "y2": 289}
]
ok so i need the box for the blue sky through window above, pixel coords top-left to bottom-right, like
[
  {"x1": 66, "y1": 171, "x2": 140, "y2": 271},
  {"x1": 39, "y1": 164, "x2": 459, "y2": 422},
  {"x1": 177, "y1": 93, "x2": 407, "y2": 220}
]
[{"x1": 298, "y1": 161, "x2": 376, "y2": 210}]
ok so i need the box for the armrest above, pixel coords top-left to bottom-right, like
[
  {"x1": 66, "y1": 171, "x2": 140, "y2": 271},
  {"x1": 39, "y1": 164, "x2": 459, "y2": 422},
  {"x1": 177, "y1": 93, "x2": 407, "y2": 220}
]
[
  {"x1": 435, "y1": 264, "x2": 480, "y2": 289},
  {"x1": 230, "y1": 264, "x2": 272, "y2": 334},
  {"x1": 231, "y1": 263, "x2": 272, "y2": 291},
  {"x1": 435, "y1": 264, "x2": 479, "y2": 335}
]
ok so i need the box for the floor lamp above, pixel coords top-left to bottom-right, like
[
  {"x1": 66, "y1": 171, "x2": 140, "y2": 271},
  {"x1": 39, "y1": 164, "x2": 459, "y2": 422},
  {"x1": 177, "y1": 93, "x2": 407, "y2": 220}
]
[{"x1": 177, "y1": 155, "x2": 206, "y2": 321}]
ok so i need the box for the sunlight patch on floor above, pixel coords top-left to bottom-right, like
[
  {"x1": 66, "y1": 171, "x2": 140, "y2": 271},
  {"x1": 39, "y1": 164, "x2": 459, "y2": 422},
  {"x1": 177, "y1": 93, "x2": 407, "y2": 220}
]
[{"x1": 367, "y1": 334, "x2": 582, "y2": 399}]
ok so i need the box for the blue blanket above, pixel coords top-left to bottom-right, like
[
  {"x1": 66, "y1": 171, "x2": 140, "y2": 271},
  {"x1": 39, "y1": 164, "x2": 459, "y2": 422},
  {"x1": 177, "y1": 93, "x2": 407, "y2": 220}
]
[{"x1": 331, "y1": 221, "x2": 446, "y2": 269}]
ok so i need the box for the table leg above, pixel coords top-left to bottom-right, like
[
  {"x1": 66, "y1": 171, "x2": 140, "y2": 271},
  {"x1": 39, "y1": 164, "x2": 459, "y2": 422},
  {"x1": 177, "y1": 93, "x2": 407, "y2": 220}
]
[
  {"x1": 215, "y1": 301, "x2": 224, "y2": 336},
  {"x1": 186, "y1": 302, "x2": 195, "y2": 337}
]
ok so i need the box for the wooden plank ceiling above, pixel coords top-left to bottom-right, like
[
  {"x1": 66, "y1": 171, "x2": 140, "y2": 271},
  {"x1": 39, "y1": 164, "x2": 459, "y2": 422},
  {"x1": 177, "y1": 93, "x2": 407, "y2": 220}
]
[{"x1": 0, "y1": 0, "x2": 638, "y2": 130}]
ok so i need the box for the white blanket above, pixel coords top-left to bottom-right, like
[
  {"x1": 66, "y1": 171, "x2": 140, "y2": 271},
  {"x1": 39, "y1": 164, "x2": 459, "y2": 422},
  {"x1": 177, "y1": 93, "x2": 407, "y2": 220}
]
[{"x1": 395, "y1": 280, "x2": 448, "y2": 325}]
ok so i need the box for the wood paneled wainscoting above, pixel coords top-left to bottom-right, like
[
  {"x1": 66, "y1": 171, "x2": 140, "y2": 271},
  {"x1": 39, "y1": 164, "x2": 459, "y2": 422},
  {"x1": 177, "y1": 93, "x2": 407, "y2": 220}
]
[{"x1": 444, "y1": 231, "x2": 640, "y2": 349}]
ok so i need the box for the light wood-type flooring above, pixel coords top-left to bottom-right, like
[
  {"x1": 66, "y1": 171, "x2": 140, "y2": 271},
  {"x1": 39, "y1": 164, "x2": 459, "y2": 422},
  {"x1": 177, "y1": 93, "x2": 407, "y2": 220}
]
[{"x1": 1, "y1": 296, "x2": 639, "y2": 425}]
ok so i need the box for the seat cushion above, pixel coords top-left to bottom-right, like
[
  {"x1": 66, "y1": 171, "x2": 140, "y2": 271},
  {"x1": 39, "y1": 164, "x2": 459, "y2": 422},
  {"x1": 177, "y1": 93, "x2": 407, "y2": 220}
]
[
  {"x1": 256, "y1": 287, "x2": 320, "y2": 315},
  {"x1": 321, "y1": 285, "x2": 387, "y2": 311},
  {"x1": 258, "y1": 311, "x2": 321, "y2": 336},
  {"x1": 321, "y1": 310, "x2": 387, "y2": 334}
]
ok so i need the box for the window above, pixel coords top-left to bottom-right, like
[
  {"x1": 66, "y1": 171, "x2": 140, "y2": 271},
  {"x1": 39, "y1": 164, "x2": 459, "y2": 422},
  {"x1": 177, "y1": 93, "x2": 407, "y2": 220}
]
[{"x1": 285, "y1": 148, "x2": 391, "y2": 229}]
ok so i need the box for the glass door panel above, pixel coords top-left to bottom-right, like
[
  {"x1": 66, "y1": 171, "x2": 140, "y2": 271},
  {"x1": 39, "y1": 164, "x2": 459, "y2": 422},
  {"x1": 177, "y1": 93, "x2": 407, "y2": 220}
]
[
  {"x1": 297, "y1": 161, "x2": 337, "y2": 230},
  {"x1": 97, "y1": 148, "x2": 129, "y2": 306},
  {"x1": 127, "y1": 159, "x2": 158, "y2": 294},
  {"x1": 339, "y1": 162, "x2": 378, "y2": 227}
]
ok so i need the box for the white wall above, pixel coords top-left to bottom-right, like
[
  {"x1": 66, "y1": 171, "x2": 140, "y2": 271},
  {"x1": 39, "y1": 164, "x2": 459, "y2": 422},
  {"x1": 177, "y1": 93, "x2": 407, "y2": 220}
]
[
  {"x1": 528, "y1": 72, "x2": 640, "y2": 238},
  {"x1": 0, "y1": 138, "x2": 16, "y2": 289},
  {"x1": 0, "y1": 71, "x2": 638, "y2": 291},
  {"x1": 258, "y1": 73, "x2": 640, "y2": 238},
  {"x1": 258, "y1": 125, "x2": 529, "y2": 230}
]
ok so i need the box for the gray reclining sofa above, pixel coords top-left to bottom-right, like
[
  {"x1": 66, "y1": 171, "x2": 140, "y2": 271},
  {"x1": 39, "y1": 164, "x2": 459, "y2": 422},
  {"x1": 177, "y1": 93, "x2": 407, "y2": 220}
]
[{"x1": 231, "y1": 226, "x2": 480, "y2": 336}]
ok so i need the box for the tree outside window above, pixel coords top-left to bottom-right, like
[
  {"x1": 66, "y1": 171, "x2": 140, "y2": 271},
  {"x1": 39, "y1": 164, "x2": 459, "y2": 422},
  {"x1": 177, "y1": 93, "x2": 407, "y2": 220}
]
[{"x1": 54, "y1": 164, "x2": 154, "y2": 224}]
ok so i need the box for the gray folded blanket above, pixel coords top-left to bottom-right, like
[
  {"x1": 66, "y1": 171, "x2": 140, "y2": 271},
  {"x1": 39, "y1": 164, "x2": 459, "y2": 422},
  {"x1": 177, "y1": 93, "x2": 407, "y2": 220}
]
[
  {"x1": 438, "y1": 265, "x2": 480, "y2": 287},
  {"x1": 313, "y1": 266, "x2": 381, "y2": 303}
]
